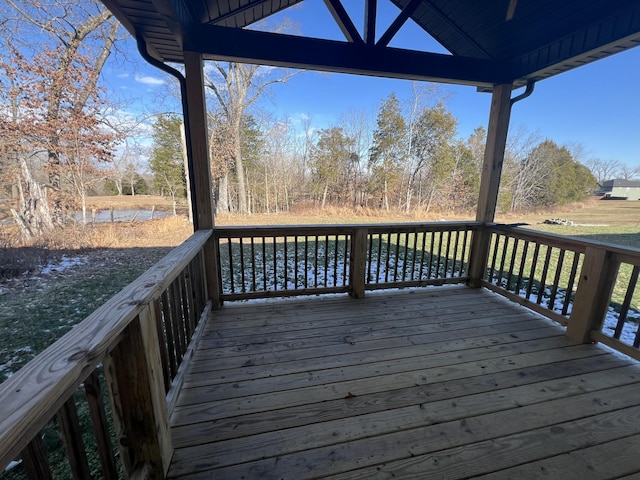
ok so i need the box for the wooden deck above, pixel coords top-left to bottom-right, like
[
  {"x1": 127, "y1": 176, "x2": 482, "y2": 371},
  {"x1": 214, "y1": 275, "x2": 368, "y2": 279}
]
[{"x1": 167, "y1": 286, "x2": 640, "y2": 479}]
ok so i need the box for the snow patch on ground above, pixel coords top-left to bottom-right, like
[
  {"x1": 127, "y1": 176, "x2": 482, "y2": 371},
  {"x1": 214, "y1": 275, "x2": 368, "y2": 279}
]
[{"x1": 40, "y1": 255, "x2": 88, "y2": 275}]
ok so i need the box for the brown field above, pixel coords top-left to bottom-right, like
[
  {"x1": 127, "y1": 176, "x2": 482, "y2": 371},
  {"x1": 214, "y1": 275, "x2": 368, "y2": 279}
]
[{"x1": 1, "y1": 195, "x2": 638, "y2": 252}]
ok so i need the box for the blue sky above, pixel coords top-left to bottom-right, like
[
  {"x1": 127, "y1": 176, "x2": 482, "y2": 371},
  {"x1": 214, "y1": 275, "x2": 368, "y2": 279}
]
[{"x1": 110, "y1": 0, "x2": 640, "y2": 168}]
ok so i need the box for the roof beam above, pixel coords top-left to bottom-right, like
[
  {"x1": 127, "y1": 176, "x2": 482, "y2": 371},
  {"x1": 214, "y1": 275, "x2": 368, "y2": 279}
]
[
  {"x1": 323, "y1": 0, "x2": 364, "y2": 44},
  {"x1": 364, "y1": 0, "x2": 377, "y2": 46},
  {"x1": 185, "y1": 24, "x2": 511, "y2": 87},
  {"x1": 377, "y1": 0, "x2": 421, "y2": 47}
]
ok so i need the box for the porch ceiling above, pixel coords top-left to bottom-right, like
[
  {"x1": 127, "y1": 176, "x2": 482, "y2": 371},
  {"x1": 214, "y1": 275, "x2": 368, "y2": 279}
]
[{"x1": 99, "y1": 0, "x2": 640, "y2": 88}]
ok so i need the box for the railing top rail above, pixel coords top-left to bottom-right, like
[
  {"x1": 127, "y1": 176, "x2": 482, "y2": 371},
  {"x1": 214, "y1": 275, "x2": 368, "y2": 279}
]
[
  {"x1": 0, "y1": 229, "x2": 212, "y2": 470},
  {"x1": 488, "y1": 224, "x2": 640, "y2": 259},
  {"x1": 213, "y1": 221, "x2": 482, "y2": 237}
]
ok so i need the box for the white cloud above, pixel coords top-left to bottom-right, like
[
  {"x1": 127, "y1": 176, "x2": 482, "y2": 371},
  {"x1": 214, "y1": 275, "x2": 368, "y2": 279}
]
[{"x1": 134, "y1": 74, "x2": 165, "y2": 86}]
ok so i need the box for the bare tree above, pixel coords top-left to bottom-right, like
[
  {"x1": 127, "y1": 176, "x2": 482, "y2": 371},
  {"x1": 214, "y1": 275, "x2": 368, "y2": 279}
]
[
  {"x1": 1, "y1": 0, "x2": 122, "y2": 237},
  {"x1": 584, "y1": 158, "x2": 622, "y2": 184},
  {"x1": 338, "y1": 109, "x2": 372, "y2": 207},
  {"x1": 203, "y1": 20, "x2": 299, "y2": 214}
]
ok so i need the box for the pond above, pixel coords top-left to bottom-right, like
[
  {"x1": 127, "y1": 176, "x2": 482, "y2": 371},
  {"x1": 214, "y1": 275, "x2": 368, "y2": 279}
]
[{"x1": 75, "y1": 209, "x2": 173, "y2": 223}]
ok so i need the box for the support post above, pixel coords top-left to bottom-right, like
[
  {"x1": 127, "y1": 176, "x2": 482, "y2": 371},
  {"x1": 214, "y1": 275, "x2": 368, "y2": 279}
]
[
  {"x1": 567, "y1": 247, "x2": 619, "y2": 343},
  {"x1": 468, "y1": 83, "x2": 513, "y2": 287},
  {"x1": 183, "y1": 50, "x2": 221, "y2": 308},
  {"x1": 104, "y1": 306, "x2": 172, "y2": 479},
  {"x1": 349, "y1": 228, "x2": 368, "y2": 298}
]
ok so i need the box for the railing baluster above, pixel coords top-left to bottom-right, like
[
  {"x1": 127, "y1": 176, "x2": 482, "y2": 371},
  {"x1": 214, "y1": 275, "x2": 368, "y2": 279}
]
[
  {"x1": 84, "y1": 371, "x2": 119, "y2": 480},
  {"x1": 401, "y1": 232, "x2": 410, "y2": 281},
  {"x1": 451, "y1": 230, "x2": 460, "y2": 278},
  {"x1": 283, "y1": 235, "x2": 288, "y2": 290},
  {"x1": 382, "y1": 233, "x2": 390, "y2": 283},
  {"x1": 227, "y1": 238, "x2": 235, "y2": 294},
  {"x1": 273, "y1": 236, "x2": 278, "y2": 291},
  {"x1": 57, "y1": 397, "x2": 92, "y2": 480},
  {"x1": 505, "y1": 238, "x2": 519, "y2": 291},
  {"x1": 342, "y1": 234, "x2": 349, "y2": 286},
  {"x1": 418, "y1": 231, "x2": 427, "y2": 280},
  {"x1": 548, "y1": 249, "x2": 566, "y2": 312},
  {"x1": 239, "y1": 237, "x2": 246, "y2": 293},
  {"x1": 314, "y1": 235, "x2": 319, "y2": 288},
  {"x1": 160, "y1": 290, "x2": 177, "y2": 378},
  {"x1": 460, "y1": 229, "x2": 469, "y2": 277},
  {"x1": 366, "y1": 233, "x2": 374, "y2": 282},
  {"x1": 178, "y1": 271, "x2": 192, "y2": 340},
  {"x1": 427, "y1": 231, "x2": 436, "y2": 279},
  {"x1": 21, "y1": 434, "x2": 52, "y2": 480},
  {"x1": 294, "y1": 235, "x2": 299, "y2": 289},
  {"x1": 562, "y1": 251, "x2": 581, "y2": 316},
  {"x1": 514, "y1": 240, "x2": 529, "y2": 295},
  {"x1": 333, "y1": 235, "x2": 339, "y2": 286},
  {"x1": 376, "y1": 233, "x2": 382, "y2": 282},
  {"x1": 393, "y1": 232, "x2": 401, "y2": 281},
  {"x1": 250, "y1": 237, "x2": 257, "y2": 292},
  {"x1": 304, "y1": 235, "x2": 309, "y2": 289},
  {"x1": 537, "y1": 246, "x2": 553, "y2": 306},
  {"x1": 443, "y1": 231, "x2": 452, "y2": 277},
  {"x1": 435, "y1": 231, "x2": 444, "y2": 278},
  {"x1": 152, "y1": 298, "x2": 171, "y2": 392},
  {"x1": 489, "y1": 233, "x2": 500, "y2": 283},
  {"x1": 410, "y1": 229, "x2": 419, "y2": 280},
  {"x1": 526, "y1": 243, "x2": 541, "y2": 300},
  {"x1": 323, "y1": 235, "x2": 330, "y2": 286},
  {"x1": 262, "y1": 237, "x2": 267, "y2": 291},
  {"x1": 183, "y1": 264, "x2": 196, "y2": 337},
  {"x1": 497, "y1": 235, "x2": 509, "y2": 288},
  {"x1": 615, "y1": 265, "x2": 639, "y2": 339},
  {"x1": 170, "y1": 280, "x2": 185, "y2": 362}
]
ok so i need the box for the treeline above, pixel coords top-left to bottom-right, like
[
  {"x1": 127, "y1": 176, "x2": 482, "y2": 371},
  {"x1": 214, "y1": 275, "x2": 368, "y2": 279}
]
[{"x1": 150, "y1": 90, "x2": 598, "y2": 216}]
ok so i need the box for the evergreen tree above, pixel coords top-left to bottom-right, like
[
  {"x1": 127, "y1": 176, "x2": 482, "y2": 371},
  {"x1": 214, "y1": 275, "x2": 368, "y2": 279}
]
[
  {"x1": 309, "y1": 127, "x2": 354, "y2": 208},
  {"x1": 149, "y1": 115, "x2": 186, "y2": 204},
  {"x1": 369, "y1": 93, "x2": 407, "y2": 210},
  {"x1": 411, "y1": 103, "x2": 458, "y2": 211}
]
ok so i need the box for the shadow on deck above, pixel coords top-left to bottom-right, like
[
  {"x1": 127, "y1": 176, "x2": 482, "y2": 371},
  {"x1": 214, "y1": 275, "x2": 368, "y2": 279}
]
[{"x1": 167, "y1": 286, "x2": 640, "y2": 479}]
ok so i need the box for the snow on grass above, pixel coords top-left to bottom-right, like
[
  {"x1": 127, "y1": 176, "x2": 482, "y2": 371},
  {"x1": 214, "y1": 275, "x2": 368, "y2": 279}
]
[{"x1": 40, "y1": 255, "x2": 88, "y2": 275}]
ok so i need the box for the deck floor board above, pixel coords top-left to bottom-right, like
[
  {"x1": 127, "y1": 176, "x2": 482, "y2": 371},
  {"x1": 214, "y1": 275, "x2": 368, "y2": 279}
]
[{"x1": 167, "y1": 286, "x2": 640, "y2": 479}]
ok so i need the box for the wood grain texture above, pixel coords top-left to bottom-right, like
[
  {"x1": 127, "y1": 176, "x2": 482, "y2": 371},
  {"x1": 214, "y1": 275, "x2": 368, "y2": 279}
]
[
  {"x1": 166, "y1": 286, "x2": 640, "y2": 479},
  {"x1": 0, "y1": 230, "x2": 210, "y2": 472}
]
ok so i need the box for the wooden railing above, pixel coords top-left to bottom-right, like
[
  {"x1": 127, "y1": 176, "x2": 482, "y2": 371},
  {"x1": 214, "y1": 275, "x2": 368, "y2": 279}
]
[
  {"x1": 214, "y1": 222, "x2": 478, "y2": 301},
  {"x1": 2, "y1": 221, "x2": 638, "y2": 479},
  {"x1": 482, "y1": 225, "x2": 640, "y2": 360},
  {"x1": 0, "y1": 230, "x2": 213, "y2": 480}
]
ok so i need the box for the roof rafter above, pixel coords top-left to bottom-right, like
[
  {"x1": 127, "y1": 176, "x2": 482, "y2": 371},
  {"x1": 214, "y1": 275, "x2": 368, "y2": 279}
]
[
  {"x1": 184, "y1": 24, "x2": 511, "y2": 87},
  {"x1": 377, "y1": 0, "x2": 421, "y2": 48},
  {"x1": 364, "y1": 0, "x2": 377, "y2": 46},
  {"x1": 323, "y1": 0, "x2": 364, "y2": 44}
]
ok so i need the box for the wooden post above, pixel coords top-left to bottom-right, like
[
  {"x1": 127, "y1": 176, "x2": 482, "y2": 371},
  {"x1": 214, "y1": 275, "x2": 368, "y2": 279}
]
[
  {"x1": 567, "y1": 247, "x2": 620, "y2": 343},
  {"x1": 349, "y1": 228, "x2": 368, "y2": 298},
  {"x1": 103, "y1": 306, "x2": 172, "y2": 479},
  {"x1": 468, "y1": 83, "x2": 513, "y2": 287},
  {"x1": 183, "y1": 50, "x2": 221, "y2": 308}
]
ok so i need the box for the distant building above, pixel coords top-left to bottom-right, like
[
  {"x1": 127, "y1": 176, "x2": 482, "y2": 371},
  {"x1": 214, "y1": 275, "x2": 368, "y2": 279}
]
[{"x1": 597, "y1": 179, "x2": 640, "y2": 200}]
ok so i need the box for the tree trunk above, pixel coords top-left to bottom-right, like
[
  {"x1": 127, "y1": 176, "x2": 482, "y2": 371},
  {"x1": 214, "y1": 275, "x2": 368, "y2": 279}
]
[
  {"x1": 233, "y1": 116, "x2": 249, "y2": 214},
  {"x1": 13, "y1": 158, "x2": 56, "y2": 239},
  {"x1": 321, "y1": 184, "x2": 329, "y2": 210},
  {"x1": 216, "y1": 173, "x2": 229, "y2": 214}
]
